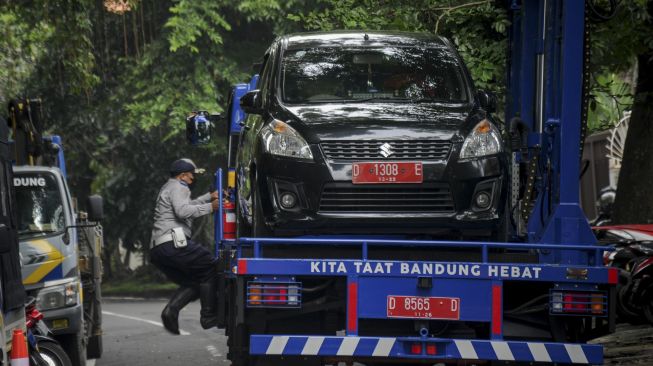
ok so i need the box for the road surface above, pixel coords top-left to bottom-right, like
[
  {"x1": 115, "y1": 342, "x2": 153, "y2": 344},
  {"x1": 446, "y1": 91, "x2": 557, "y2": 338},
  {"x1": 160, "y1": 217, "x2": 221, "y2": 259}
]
[{"x1": 97, "y1": 298, "x2": 229, "y2": 366}]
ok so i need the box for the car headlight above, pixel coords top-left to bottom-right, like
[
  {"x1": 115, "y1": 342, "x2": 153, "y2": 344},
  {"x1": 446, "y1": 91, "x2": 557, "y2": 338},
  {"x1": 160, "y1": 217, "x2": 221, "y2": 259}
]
[
  {"x1": 36, "y1": 281, "x2": 79, "y2": 311},
  {"x1": 260, "y1": 119, "x2": 313, "y2": 160},
  {"x1": 459, "y1": 119, "x2": 503, "y2": 159}
]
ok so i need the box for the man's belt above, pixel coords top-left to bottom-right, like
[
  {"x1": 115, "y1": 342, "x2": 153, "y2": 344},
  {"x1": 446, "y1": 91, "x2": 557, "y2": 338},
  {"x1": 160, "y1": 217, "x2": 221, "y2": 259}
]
[{"x1": 153, "y1": 232, "x2": 175, "y2": 246}]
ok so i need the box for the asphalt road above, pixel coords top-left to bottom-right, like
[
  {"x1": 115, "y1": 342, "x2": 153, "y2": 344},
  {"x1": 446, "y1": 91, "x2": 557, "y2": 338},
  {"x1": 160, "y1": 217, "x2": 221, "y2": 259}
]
[{"x1": 97, "y1": 298, "x2": 230, "y2": 366}]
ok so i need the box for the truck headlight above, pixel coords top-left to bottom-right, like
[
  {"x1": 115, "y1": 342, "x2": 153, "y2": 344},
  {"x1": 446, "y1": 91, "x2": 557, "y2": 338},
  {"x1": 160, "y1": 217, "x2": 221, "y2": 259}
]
[
  {"x1": 459, "y1": 119, "x2": 503, "y2": 159},
  {"x1": 260, "y1": 119, "x2": 313, "y2": 160},
  {"x1": 36, "y1": 281, "x2": 79, "y2": 311}
]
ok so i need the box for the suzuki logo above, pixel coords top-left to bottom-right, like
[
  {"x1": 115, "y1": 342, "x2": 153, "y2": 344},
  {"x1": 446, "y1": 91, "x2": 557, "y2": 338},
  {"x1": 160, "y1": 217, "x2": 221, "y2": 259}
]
[{"x1": 379, "y1": 143, "x2": 394, "y2": 158}]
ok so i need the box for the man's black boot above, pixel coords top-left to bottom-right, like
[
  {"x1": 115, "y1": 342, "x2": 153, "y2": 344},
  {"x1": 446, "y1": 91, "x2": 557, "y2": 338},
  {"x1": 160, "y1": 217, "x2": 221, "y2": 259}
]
[
  {"x1": 199, "y1": 279, "x2": 219, "y2": 329},
  {"x1": 161, "y1": 286, "x2": 199, "y2": 335}
]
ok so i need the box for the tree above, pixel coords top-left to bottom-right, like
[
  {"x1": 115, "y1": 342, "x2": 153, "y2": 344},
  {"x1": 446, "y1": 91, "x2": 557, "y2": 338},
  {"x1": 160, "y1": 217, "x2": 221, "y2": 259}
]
[{"x1": 612, "y1": 1, "x2": 653, "y2": 224}]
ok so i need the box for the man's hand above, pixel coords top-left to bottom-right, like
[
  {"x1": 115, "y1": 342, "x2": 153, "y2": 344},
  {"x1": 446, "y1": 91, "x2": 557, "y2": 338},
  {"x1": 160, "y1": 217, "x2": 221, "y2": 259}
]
[
  {"x1": 210, "y1": 191, "x2": 219, "y2": 201},
  {"x1": 211, "y1": 199, "x2": 219, "y2": 212}
]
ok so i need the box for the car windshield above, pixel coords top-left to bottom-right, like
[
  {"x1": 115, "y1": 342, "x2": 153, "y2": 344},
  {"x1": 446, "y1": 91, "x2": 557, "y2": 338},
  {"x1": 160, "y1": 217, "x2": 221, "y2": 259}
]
[
  {"x1": 282, "y1": 46, "x2": 469, "y2": 104},
  {"x1": 14, "y1": 172, "x2": 66, "y2": 238}
]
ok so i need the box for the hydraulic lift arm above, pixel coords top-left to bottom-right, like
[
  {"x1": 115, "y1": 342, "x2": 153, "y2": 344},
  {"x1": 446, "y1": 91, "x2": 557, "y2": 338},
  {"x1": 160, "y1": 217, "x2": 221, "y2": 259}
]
[{"x1": 507, "y1": 0, "x2": 597, "y2": 262}]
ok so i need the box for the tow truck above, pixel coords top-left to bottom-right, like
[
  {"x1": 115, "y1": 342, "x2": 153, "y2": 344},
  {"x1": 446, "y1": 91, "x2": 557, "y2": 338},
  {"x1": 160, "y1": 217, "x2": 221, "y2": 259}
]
[
  {"x1": 0, "y1": 116, "x2": 26, "y2": 365},
  {"x1": 187, "y1": 1, "x2": 618, "y2": 364},
  {"x1": 8, "y1": 99, "x2": 104, "y2": 366}
]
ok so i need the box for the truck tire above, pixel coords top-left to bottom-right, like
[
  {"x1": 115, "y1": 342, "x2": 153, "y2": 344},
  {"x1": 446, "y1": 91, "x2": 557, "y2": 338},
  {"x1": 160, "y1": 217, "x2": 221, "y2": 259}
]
[
  {"x1": 36, "y1": 340, "x2": 73, "y2": 366},
  {"x1": 59, "y1": 332, "x2": 87, "y2": 366}
]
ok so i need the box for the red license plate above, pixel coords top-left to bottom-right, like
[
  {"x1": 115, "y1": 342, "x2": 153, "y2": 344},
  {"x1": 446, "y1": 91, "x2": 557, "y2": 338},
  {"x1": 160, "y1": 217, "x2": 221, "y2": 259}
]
[
  {"x1": 352, "y1": 162, "x2": 423, "y2": 184},
  {"x1": 387, "y1": 296, "x2": 460, "y2": 320}
]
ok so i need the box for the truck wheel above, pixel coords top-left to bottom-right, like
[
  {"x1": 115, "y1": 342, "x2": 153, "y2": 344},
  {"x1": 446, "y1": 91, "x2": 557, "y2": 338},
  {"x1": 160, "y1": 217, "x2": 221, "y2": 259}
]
[
  {"x1": 59, "y1": 332, "x2": 87, "y2": 366},
  {"x1": 86, "y1": 334, "x2": 102, "y2": 359},
  {"x1": 37, "y1": 340, "x2": 73, "y2": 366}
]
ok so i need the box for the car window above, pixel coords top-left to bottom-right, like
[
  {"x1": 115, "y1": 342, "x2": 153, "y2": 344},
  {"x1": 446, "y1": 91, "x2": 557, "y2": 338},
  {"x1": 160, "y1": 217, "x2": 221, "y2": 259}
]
[
  {"x1": 282, "y1": 46, "x2": 468, "y2": 104},
  {"x1": 259, "y1": 45, "x2": 278, "y2": 106}
]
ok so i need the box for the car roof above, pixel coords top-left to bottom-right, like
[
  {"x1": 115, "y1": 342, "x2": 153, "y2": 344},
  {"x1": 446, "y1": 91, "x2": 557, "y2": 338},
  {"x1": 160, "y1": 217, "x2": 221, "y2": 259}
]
[{"x1": 282, "y1": 31, "x2": 450, "y2": 50}]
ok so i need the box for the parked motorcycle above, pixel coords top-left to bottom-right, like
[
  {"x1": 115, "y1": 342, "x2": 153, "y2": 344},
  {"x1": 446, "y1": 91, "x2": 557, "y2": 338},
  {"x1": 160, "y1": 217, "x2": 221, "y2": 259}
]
[
  {"x1": 25, "y1": 297, "x2": 72, "y2": 366},
  {"x1": 595, "y1": 225, "x2": 653, "y2": 326}
]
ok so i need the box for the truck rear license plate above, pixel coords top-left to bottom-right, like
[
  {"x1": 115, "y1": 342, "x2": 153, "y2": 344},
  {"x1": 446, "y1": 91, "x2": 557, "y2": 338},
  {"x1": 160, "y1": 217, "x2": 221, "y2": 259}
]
[
  {"x1": 387, "y1": 295, "x2": 460, "y2": 320},
  {"x1": 352, "y1": 162, "x2": 423, "y2": 184}
]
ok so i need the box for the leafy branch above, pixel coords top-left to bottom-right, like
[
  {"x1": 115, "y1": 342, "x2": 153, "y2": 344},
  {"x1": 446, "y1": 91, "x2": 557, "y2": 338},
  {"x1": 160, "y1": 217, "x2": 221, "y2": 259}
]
[{"x1": 433, "y1": 0, "x2": 492, "y2": 34}]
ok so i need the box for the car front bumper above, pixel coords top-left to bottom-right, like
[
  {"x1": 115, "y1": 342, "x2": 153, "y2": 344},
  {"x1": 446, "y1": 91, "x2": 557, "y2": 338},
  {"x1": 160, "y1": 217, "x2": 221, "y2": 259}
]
[{"x1": 256, "y1": 151, "x2": 507, "y2": 236}]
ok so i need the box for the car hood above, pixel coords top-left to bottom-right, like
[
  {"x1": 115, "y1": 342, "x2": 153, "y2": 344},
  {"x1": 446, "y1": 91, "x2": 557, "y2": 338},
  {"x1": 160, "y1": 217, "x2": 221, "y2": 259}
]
[{"x1": 282, "y1": 103, "x2": 472, "y2": 142}]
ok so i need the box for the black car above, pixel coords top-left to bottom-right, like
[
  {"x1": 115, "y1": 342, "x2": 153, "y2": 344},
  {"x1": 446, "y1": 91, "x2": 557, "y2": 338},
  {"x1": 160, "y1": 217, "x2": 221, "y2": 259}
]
[{"x1": 236, "y1": 31, "x2": 507, "y2": 238}]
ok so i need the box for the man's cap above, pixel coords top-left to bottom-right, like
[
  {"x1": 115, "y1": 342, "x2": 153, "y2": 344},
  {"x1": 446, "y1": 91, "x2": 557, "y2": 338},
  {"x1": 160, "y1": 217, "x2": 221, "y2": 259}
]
[{"x1": 170, "y1": 158, "x2": 206, "y2": 176}]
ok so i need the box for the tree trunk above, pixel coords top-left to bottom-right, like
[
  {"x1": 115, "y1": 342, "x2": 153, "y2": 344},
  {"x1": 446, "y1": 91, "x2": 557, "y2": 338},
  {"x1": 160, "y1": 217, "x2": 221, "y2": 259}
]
[{"x1": 612, "y1": 51, "x2": 653, "y2": 224}]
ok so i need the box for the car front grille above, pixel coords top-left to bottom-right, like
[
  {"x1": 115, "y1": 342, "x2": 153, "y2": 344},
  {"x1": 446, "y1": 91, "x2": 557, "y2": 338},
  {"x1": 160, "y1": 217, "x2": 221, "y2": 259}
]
[
  {"x1": 319, "y1": 183, "x2": 455, "y2": 213},
  {"x1": 320, "y1": 140, "x2": 451, "y2": 161}
]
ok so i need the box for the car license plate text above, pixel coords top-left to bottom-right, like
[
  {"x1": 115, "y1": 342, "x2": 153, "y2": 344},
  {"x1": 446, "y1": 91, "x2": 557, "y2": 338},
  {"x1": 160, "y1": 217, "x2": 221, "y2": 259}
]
[
  {"x1": 387, "y1": 295, "x2": 460, "y2": 320},
  {"x1": 352, "y1": 162, "x2": 423, "y2": 184}
]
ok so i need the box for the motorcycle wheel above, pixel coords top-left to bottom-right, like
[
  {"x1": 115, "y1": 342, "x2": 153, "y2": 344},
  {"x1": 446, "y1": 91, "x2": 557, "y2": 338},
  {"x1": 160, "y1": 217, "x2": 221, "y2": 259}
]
[
  {"x1": 641, "y1": 284, "x2": 653, "y2": 325},
  {"x1": 35, "y1": 340, "x2": 73, "y2": 366},
  {"x1": 617, "y1": 283, "x2": 645, "y2": 325}
]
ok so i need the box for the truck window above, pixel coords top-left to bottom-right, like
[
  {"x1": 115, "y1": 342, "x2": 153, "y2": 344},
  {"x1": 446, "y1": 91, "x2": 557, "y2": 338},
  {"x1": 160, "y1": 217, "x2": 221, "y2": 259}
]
[{"x1": 14, "y1": 172, "x2": 66, "y2": 238}]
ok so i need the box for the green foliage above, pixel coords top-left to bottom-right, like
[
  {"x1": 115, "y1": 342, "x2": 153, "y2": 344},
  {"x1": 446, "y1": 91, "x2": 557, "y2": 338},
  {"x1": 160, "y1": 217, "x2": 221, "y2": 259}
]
[
  {"x1": 587, "y1": 72, "x2": 634, "y2": 132},
  {"x1": 166, "y1": 0, "x2": 231, "y2": 52},
  {"x1": 0, "y1": 9, "x2": 52, "y2": 101}
]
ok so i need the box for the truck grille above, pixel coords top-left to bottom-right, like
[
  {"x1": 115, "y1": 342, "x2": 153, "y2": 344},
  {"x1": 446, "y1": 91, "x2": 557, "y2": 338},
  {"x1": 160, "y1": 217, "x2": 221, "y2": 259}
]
[
  {"x1": 319, "y1": 183, "x2": 455, "y2": 213},
  {"x1": 320, "y1": 140, "x2": 451, "y2": 161}
]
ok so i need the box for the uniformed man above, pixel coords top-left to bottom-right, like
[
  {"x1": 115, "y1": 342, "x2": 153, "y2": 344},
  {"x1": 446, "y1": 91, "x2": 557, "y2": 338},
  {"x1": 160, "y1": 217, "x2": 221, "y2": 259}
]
[{"x1": 150, "y1": 158, "x2": 220, "y2": 334}]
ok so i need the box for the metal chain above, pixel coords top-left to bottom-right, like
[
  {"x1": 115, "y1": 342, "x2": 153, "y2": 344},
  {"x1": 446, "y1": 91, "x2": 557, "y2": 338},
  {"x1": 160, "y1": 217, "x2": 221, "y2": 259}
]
[
  {"x1": 579, "y1": 3, "x2": 592, "y2": 160},
  {"x1": 521, "y1": 154, "x2": 539, "y2": 225}
]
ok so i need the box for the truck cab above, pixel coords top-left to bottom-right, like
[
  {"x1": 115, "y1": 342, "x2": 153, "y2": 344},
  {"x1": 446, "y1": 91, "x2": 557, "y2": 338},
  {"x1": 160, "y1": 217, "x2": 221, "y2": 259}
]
[{"x1": 14, "y1": 166, "x2": 84, "y2": 346}]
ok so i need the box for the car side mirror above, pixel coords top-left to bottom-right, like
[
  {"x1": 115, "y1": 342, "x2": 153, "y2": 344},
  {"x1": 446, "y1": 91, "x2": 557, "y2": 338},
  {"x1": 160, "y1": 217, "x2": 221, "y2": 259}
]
[
  {"x1": 477, "y1": 90, "x2": 497, "y2": 114},
  {"x1": 186, "y1": 111, "x2": 221, "y2": 145},
  {"x1": 87, "y1": 195, "x2": 104, "y2": 222},
  {"x1": 240, "y1": 90, "x2": 263, "y2": 115}
]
